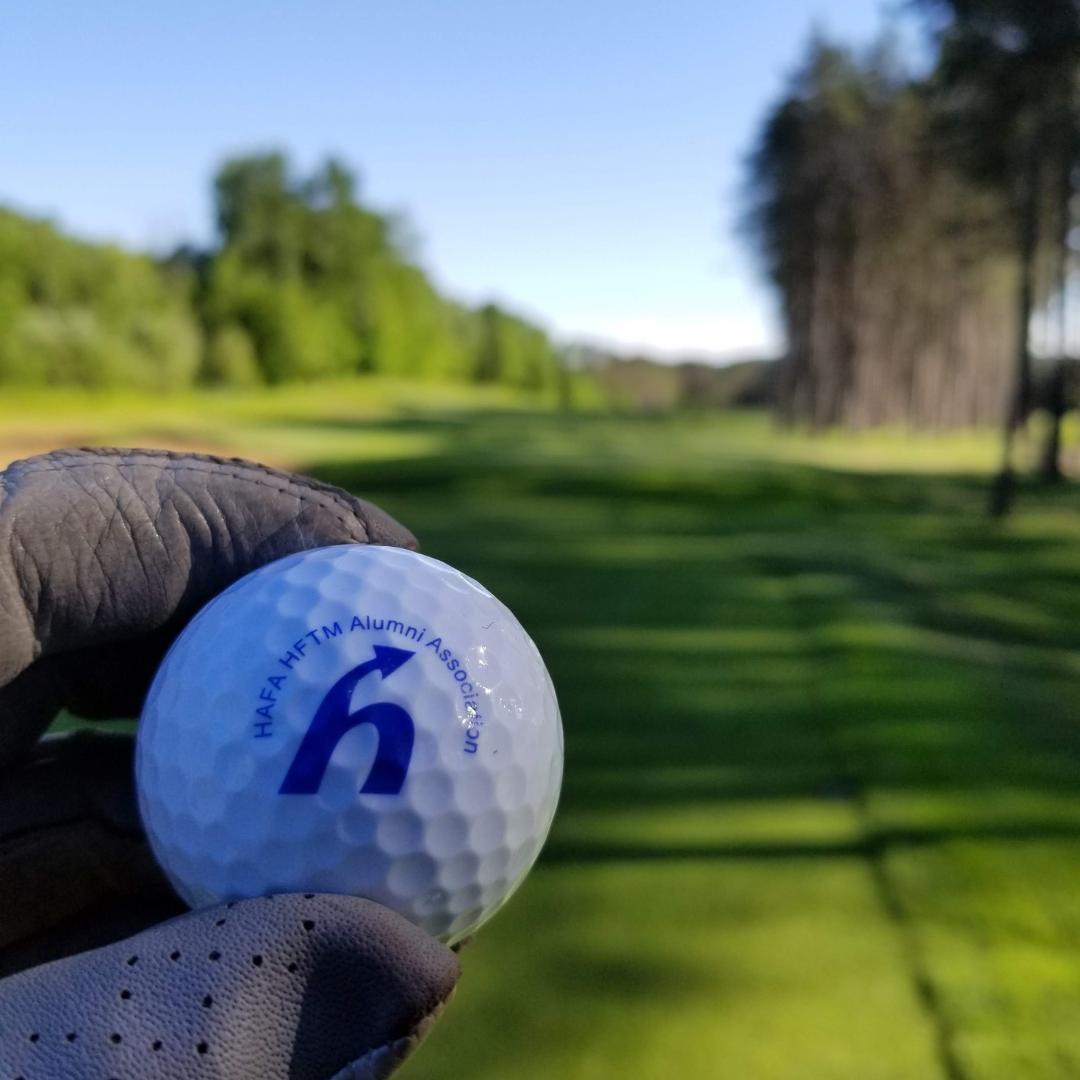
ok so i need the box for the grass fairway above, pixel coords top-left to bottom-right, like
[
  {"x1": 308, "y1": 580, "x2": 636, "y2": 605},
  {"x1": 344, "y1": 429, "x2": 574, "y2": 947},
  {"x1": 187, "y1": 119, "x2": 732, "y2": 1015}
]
[{"x1": 21, "y1": 391, "x2": 1080, "y2": 1079}]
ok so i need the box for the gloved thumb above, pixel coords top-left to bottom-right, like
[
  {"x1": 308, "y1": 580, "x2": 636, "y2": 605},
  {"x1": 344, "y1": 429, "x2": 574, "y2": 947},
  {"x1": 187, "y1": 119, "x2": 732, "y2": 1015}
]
[{"x1": 0, "y1": 893, "x2": 459, "y2": 1080}]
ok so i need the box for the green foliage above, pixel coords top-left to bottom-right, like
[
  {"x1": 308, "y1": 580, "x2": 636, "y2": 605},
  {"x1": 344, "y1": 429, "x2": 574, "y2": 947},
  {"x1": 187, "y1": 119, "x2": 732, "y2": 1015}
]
[
  {"x1": 364, "y1": 262, "x2": 474, "y2": 380},
  {"x1": 0, "y1": 154, "x2": 565, "y2": 391},
  {"x1": 200, "y1": 152, "x2": 564, "y2": 389},
  {"x1": 0, "y1": 209, "x2": 201, "y2": 389},
  {"x1": 475, "y1": 304, "x2": 559, "y2": 390},
  {"x1": 924, "y1": 0, "x2": 1080, "y2": 188},
  {"x1": 200, "y1": 322, "x2": 261, "y2": 386}
]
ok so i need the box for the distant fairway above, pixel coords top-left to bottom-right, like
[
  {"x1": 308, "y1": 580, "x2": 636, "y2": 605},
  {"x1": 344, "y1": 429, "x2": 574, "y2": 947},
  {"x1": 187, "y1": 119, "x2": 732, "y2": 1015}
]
[{"x1": 21, "y1": 387, "x2": 1080, "y2": 1080}]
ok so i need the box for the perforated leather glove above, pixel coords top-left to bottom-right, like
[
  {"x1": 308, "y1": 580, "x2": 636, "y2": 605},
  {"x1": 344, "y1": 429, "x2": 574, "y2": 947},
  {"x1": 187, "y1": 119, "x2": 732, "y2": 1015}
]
[{"x1": 0, "y1": 449, "x2": 460, "y2": 1080}]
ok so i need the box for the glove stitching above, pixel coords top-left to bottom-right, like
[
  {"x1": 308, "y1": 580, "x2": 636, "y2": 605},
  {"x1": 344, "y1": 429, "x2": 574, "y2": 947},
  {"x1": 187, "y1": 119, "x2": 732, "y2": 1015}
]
[
  {"x1": 5, "y1": 449, "x2": 372, "y2": 542},
  {"x1": 15, "y1": 446, "x2": 360, "y2": 499}
]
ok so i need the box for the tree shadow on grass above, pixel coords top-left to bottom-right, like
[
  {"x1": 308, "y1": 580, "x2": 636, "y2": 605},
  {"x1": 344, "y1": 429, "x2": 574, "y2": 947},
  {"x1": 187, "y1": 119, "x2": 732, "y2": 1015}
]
[{"x1": 303, "y1": 435, "x2": 1080, "y2": 851}]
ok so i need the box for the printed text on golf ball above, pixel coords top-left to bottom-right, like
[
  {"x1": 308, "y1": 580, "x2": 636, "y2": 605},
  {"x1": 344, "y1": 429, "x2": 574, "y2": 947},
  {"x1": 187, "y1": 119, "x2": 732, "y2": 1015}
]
[{"x1": 136, "y1": 544, "x2": 564, "y2": 944}]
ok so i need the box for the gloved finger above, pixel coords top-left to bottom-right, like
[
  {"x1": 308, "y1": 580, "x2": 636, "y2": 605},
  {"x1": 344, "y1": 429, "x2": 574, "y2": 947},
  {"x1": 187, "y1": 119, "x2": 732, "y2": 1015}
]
[
  {"x1": 0, "y1": 894, "x2": 459, "y2": 1080},
  {"x1": 0, "y1": 732, "x2": 182, "y2": 963},
  {"x1": 0, "y1": 448, "x2": 417, "y2": 767}
]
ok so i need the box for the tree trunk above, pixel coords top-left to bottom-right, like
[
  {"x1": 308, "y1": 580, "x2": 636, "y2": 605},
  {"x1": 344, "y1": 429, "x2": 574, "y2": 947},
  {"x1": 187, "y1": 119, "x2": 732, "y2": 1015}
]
[
  {"x1": 1040, "y1": 362, "x2": 1066, "y2": 480},
  {"x1": 990, "y1": 141, "x2": 1040, "y2": 517},
  {"x1": 1040, "y1": 142, "x2": 1073, "y2": 482}
]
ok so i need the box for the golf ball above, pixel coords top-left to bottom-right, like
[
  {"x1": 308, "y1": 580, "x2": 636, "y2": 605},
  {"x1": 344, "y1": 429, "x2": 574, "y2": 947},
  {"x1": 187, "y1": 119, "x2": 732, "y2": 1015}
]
[{"x1": 136, "y1": 544, "x2": 563, "y2": 944}]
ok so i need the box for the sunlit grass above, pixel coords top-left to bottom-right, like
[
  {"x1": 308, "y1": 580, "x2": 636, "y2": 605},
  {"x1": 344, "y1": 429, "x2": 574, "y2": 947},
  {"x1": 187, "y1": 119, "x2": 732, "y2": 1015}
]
[
  {"x1": 407, "y1": 860, "x2": 943, "y2": 1080},
  {"x1": 551, "y1": 799, "x2": 864, "y2": 849},
  {"x1": 888, "y1": 842, "x2": 1080, "y2": 1079},
  {"x1": 0, "y1": 379, "x2": 545, "y2": 469},
  {"x1": 2, "y1": 379, "x2": 1062, "y2": 476}
]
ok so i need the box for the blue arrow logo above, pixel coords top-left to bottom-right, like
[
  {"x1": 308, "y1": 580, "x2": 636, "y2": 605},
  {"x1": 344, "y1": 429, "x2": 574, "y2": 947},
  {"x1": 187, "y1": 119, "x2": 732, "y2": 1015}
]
[{"x1": 279, "y1": 645, "x2": 415, "y2": 796}]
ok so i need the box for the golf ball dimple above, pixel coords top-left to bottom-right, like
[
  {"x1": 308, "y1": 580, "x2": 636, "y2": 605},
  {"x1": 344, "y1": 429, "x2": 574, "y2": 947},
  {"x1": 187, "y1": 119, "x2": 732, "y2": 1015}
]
[{"x1": 136, "y1": 544, "x2": 563, "y2": 944}]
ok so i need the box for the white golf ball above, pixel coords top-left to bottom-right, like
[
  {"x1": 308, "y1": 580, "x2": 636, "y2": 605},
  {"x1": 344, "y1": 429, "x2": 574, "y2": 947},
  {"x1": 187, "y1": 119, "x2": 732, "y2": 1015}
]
[{"x1": 136, "y1": 544, "x2": 563, "y2": 944}]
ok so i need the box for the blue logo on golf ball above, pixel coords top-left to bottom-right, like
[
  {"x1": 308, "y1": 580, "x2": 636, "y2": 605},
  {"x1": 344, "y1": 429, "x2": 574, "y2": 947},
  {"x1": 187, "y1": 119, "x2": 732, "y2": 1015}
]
[{"x1": 278, "y1": 645, "x2": 416, "y2": 796}]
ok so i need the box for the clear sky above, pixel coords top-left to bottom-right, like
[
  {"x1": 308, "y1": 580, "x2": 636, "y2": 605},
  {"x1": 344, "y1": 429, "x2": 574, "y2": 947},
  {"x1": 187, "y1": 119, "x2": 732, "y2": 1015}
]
[{"x1": 0, "y1": 1, "x2": 905, "y2": 360}]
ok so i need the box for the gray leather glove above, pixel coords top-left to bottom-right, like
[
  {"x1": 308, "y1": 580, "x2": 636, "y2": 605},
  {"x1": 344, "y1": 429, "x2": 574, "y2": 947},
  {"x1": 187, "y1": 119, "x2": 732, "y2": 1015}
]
[{"x1": 0, "y1": 449, "x2": 460, "y2": 1080}]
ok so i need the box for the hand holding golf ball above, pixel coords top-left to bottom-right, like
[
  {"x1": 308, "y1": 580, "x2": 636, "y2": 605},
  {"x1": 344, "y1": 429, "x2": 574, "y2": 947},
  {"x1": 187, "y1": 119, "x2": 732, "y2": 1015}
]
[
  {"x1": 0, "y1": 450, "x2": 485, "y2": 1080},
  {"x1": 136, "y1": 544, "x2": 563, "y2": 943}
]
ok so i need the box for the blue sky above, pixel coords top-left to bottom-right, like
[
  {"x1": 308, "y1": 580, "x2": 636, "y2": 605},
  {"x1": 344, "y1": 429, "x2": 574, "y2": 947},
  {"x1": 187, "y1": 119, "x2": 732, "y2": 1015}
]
[{"x1": 0, "y1": 1, "x2": 908, "y2": 360}]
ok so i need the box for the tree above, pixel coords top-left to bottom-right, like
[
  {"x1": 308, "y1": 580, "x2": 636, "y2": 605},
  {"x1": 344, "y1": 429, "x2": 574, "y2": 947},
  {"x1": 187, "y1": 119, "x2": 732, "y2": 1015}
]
[
  {"x1": 0, "y1": 209, "x2": 201, "y2": 389},
  {"x1": 744, "y1": 38, "x2": 1016, "y2": 429},
  {"x1": 200, "y1": 153, "x2": 564, "y2": 390},
  {"x1": 0, "y1": 152, "x2": 566, "y2": 395},
  {"x1": 920, "y1": 0, "x2": 1080, "y2": 511}
]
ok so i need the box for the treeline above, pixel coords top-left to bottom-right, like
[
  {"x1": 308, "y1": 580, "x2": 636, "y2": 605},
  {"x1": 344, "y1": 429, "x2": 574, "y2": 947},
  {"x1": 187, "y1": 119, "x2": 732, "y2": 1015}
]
[
  {"x1": 568, "y1": 347, "x2": 775, "y2": 411},
  {"x1": 0, "y1": 154, "x2": 563, "y2": 392},
  {"x1": 0, "y1": 209, "x2": 201, "y2": 388},
  {"x1": 744, "y1": 1, "x2": 1080, "y2": 444}
]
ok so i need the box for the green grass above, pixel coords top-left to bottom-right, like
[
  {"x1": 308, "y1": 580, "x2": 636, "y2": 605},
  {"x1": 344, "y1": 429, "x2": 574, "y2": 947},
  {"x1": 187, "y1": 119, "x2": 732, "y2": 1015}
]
[
  {"x1": 311, "y1": 412, "x2": 1080, "y2": 1080},
  {"x1": 27, "y1": 390, "x2": 1080, "y2": 1079},
  {"x1": 0, "y1": 381, "x2": 1013, "y2": 475},
  {"x1": 411, "y1": 859, "x2": 943, "y2": 1080}
]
